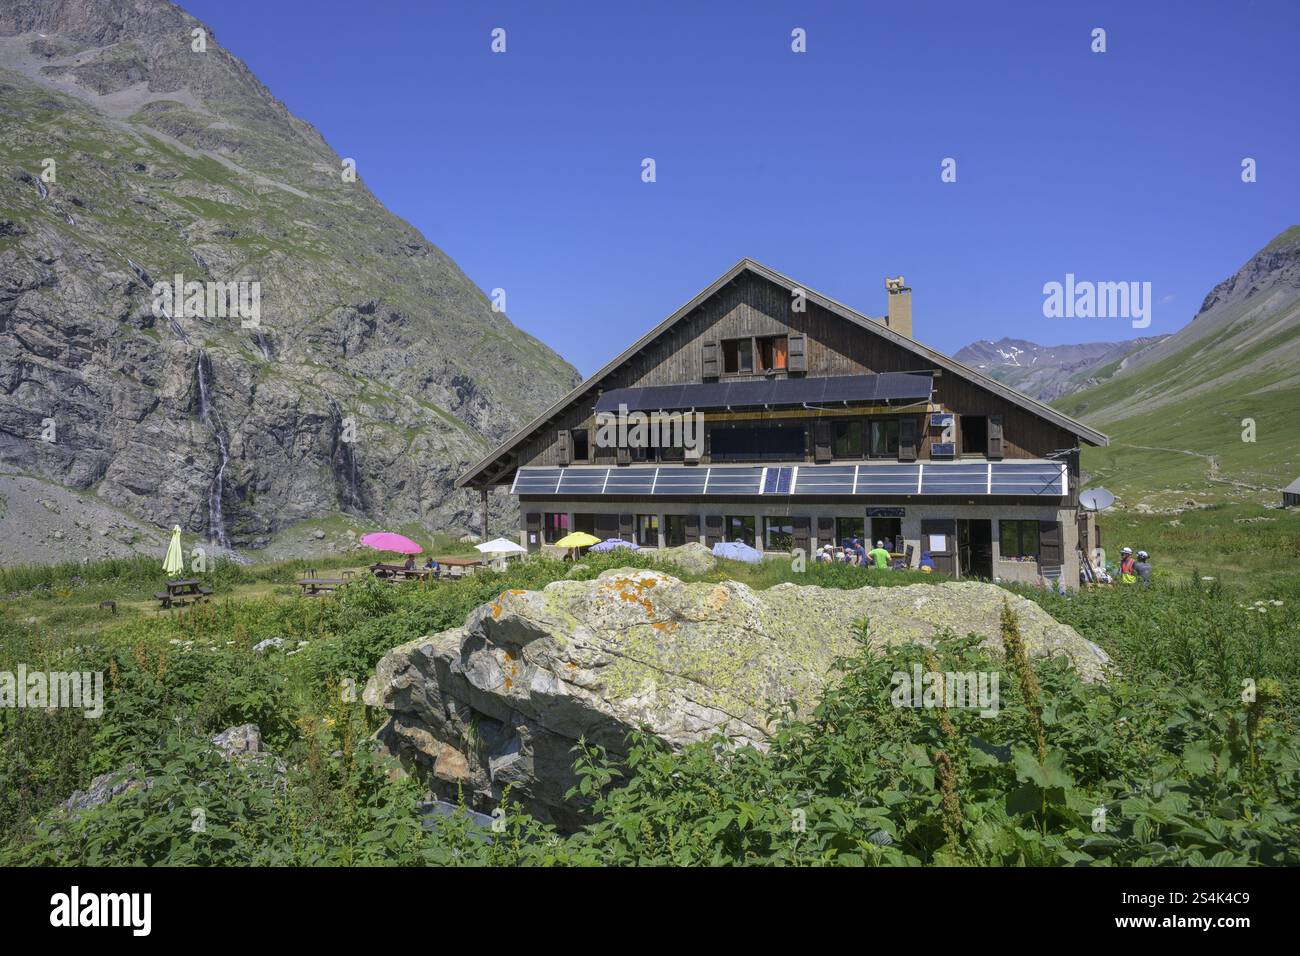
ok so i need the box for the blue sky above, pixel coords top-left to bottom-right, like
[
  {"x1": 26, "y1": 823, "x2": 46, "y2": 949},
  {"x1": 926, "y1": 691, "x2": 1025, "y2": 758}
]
[{"x1": 184, "y1": 0, "x2": 1298, "y2": 376}]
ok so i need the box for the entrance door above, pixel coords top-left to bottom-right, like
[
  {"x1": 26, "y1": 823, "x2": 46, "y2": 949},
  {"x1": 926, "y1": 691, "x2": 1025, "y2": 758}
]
[
  {"x1": 957, "y1": 519, "x2": 993, "y2": 580},
  {"x1": 920, "y1": 519, "x2": 957, "y2": 575}
]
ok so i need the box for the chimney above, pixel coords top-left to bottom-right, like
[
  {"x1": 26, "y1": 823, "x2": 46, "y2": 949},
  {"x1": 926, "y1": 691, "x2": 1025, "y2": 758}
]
[{"x1": 884, "y1": 276, "x2": 912, "y2": 338}]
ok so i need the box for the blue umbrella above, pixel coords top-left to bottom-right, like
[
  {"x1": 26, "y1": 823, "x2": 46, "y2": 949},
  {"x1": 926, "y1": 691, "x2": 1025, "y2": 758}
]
[
  {"x1": 712, "y1": 540, "x2": 763, "y2": 564},
  {"x1": 590, "y1": 537, "x2": 639, "y2": 553}
]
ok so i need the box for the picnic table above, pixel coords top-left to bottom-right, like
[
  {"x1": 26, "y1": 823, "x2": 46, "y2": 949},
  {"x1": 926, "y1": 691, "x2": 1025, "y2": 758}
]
[
  {"x1": 155, "y1": 578, "x2": 212, "y2": 609},
  {"x1": 434, "y1": 556, "x2": 482, "y2": 577},
  {"x1": 296, "y1": 577, "x2": 346, "y2": 595},
  {"x1": 369, "y1": 562, "x2": 440, "y2": 582}
]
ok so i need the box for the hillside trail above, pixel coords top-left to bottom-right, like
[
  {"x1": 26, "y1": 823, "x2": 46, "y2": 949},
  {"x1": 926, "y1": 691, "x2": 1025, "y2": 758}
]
[{"x1": 1116, "y1": 443, "x2": 1268, "y2": 492}]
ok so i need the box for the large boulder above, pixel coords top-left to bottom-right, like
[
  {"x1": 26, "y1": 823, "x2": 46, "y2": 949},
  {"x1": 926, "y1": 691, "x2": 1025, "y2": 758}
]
[
  {"x1": 651, "y1": 541, "x2": 717, "y2": 575},
  {"x1": 364, "y1": 569, "x2": 1107, "y2": 830}
]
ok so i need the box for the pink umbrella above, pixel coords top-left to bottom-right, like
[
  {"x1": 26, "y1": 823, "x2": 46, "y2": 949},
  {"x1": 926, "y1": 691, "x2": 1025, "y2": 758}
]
[{"x1": 360, "y1": 532, "x2": 423, "y2": 555}]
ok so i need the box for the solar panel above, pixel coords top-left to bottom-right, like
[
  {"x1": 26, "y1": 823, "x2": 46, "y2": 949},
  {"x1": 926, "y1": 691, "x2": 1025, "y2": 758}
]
[
  {"x1": 820, "y1": 376, "x2": 866, "y2": 403},
  {"x1": 920, "y1": 462, "x2": 989, "y2": 495},
  {"x1": 875, "y1": 372, "x2": 934, "y2": 402},
  {"x1": 557, "y1": 468, "x2": 610, "y2": 494},
  {"x1": 704, "y1": 466, "x2": 764, "y2": 495},
  {"x1": 652, "y1": 468, "x2": 708, "y2": 495},
  {"x1": 511, "y1": 468, "x2": 564, "y2": 494},
  {"x1": 762, "y1": 467, "x2": 794, "y2": 494},
  {"x1": 603, "y1": 468, "x2": 657, "y2": 494},
  {"x1": 990, "y1": 462, "x2": 1064, "y2": 496},
  {"x1": 855, "y1": 464, "x2": 921, "y2": 495},
  {"x1": 792, "y1": 465, "x2": 857, "y2": 495}
]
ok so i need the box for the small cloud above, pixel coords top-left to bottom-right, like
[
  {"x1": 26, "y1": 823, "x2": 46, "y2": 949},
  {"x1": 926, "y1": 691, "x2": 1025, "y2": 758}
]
[{"x1": 1159, "y1": 294, "x2": 1176, "y2": 304}]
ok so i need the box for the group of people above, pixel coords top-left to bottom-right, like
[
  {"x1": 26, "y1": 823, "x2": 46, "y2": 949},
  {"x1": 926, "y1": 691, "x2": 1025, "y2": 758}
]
[
  {"x1": 1118, "y1": 546, "x2": 1152, "y2": 585},
  {"x1": 816, "y1": 538, "x2": 897, "y2": 569}
]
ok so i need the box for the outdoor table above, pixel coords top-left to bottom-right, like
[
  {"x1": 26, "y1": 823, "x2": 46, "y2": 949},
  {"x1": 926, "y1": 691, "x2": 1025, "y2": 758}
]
[
  {"x1": 296, "y1": 578, "x2": 345, "y2": 595},
  {"x1": 156, "y1": 578, "x2": 212, "y2": 609}
]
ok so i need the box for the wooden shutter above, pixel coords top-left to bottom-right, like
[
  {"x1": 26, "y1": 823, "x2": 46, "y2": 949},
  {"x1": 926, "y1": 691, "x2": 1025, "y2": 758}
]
[
  {"x1": 813, "y1": 419, "x2": 832, "y2": 463},
  {"x1": 787, "y1": 333, "x2": 807, "y2": 372},
  {"x1": 704, "y1": 514, "x2": 723, "y2": 544},
  {"x1": 1039, "y1": 521, "x2": 1062, "y2": 569},
  {"x1": 524, "y1": 512, "x2": 541, "y2": 552},
  {"x1": 557, "y1": 429, "x2": 572, "y2": 466},
  {"x1": 619, "y1": 513, "x2": 634, "y2": 540},
  {"x1": 616, "y1": 444, "x2": 630, "y2": 466},
  {"x1": 987, "y1": 415, "x2": 1004, "y2": 460},
  {"x1": 898, "y1": 417, "x2": 918, "y2": 462},
  {"x1": 685, "y1": 514, "x2": 701, "y2": 543},
  {"x1": 701, "y1": 340, "x2": 719, "y2": 378},
  {"x1": 792, "y1": 516, "x2": 811, "y2": 555},
  {"x1": 817, "y1": 515, "x2": 835, "y2": 544}
]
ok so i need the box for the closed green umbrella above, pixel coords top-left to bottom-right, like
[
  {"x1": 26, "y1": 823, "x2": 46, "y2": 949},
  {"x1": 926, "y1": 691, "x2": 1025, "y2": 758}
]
[{"x1": 163, "y1": 525, "x2": 184, "y2": 577}]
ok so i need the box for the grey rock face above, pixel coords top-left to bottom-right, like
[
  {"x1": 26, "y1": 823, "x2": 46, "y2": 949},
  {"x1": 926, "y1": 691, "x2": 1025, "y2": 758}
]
[
  {"x1": 0, "y1": 0, "x2": 579, "y2": 549},
  {"x1": 365, "y1": 569, "x2": 1107, "y2": 829}
]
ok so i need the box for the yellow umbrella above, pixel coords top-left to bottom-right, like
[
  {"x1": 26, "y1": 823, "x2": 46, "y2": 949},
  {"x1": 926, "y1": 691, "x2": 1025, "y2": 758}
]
[
  {"x1": 163, "y1": 525, "x2": 185, "y2": 577},
  {"x1": 553, "y1": 531, "x2": 601, "y2": 550}
]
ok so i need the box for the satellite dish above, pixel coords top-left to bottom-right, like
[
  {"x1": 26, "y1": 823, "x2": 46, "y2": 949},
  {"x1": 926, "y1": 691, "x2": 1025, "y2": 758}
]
[{"x1": 1079, "y1": 487, "x2": 1116, "y2": 512}]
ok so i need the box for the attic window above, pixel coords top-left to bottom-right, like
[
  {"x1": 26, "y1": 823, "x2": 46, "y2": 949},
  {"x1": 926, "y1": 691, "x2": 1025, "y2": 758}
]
[{"x1": 721, "y1": 335, "x2": 787, "y2": 374}]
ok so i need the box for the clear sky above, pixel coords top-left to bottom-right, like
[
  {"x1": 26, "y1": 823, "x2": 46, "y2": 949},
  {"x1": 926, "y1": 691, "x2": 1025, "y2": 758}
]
[{"x1": 182, "y1": 0, "x2": 1298, "y2": 376}]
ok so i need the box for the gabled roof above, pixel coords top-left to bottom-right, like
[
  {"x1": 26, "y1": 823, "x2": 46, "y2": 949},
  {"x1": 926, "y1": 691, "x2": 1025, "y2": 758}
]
[
  {"x1": 1284, "y1": 476, "x2": 1300, "y2": 495},
  {"x1": 457, "y1": 258, "x2": 1109, "y2": 488}
]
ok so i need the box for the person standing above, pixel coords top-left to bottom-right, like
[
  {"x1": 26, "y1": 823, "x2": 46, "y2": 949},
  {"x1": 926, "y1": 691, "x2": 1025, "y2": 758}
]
[
  {"x1": 867, "y1": 540, "x2": 891, "y2": 569},
  {"x1": 1119, "y1": 547, "x2": 1137, "y2": 585}
]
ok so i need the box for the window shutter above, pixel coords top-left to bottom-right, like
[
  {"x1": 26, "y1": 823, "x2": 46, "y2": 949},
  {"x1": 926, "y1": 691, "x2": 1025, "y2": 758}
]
[
  {"x1": 1039, "y1": 521, "x2": 1062, "y2": 568},
  {"x1": 792, "y1": 516, "x2": 811, "y2": 555},
  {"x1": 787, "y1": 333, "x2": 807, "y2": 372},
  {"x1": 685, "y1": 514, "x2": 701, "y2": 543},
  {"x1": 817, "y1": 516, "x2": 835, "y2": 543},
  {"x1": 619, "y1": 513, "x2": 634, "y2": 540},
  {"x1": 595, "y1": 513, "x2": 618, "y2": 538},
  {"x1": 557, "y1": 429, "x2": 572, "y2": 466},
  {"x1": 524, "y1": 512, "x2": 541, "y2": 552},
  {"x1": 987, "y1": 415, "x2": 1004, "y2": 460},
  {"x1": 813, "y1": 419, "x2": 832, "y2": 463},
  {"x1": 616, "y1": 444, "x2": 630, "y2": 466},
  {"x1": 702, "y1": 340, "x2": 719, "y2": 378},
  {"x1": 704, "y1": 514, "x2": 723, "y2": 544},
  {"x1": 898, "y1": 417, "x2": 917, "y2": 462}
]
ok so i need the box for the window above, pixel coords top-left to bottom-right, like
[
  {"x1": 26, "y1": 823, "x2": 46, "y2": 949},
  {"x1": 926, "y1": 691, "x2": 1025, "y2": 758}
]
[
  {"x1": 636, "y1": 514, "x2": 660, "y2": 547},
  {"x1": 835, "y1": 516, "x2": 865, "y2": 544},
  {"x1": 869, "y1": 419, "x2": 900, "y2": 458},
  {"x1": 961, "y1": 416, "x2": 988, "y2": 457},
  {"x1": 543, "y1": 512, "x2": 569, "y2": 544},
  {"x1": 664, "y1": 515, "x2": 688, "y2": 547},
  {"x1": 725, "y1": 515, "x2": 756, "y2": 547},
  {"x1": 722, "y1": 338, "x2": 754, "y2": 374},
  {"x1": 721, "y1": 335, "x2": 788, "y2": 374},
  {"x1": 765, "y1": 517, "x2": 794, "y2": 551},
  {"x1": 756, "y1": 335, "x2": 788, "y2": 372},
  {"x1": 571, "y1": 429, "x2": 589, "y2": 462},
  {"x1": 832, "y1": 420, "x2": 865, "y2": 458},
  {"x1": 573, "y1": 513, "x2": 596, "y2": 535},
  {"x1": 1000, "y1": 519, "x2": 1039, "y2": 560},
  {"x1": 710, "y1": 424, "x2": 806, "y2": 461}
]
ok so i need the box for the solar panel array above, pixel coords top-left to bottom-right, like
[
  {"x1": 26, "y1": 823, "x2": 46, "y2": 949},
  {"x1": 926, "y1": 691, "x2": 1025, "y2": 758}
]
[
  {"x1": 511, "y1": 461, "x2": 1066, "y2": 497},
  {"x1": 593, "y1": 372, "x2": 933, "y2": 413}
]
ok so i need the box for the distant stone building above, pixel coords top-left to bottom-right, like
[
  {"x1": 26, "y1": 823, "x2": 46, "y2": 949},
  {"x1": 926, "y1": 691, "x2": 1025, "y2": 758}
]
[{"x1": 1284, "y1": 477, "x2": 1300, "y2": 508}]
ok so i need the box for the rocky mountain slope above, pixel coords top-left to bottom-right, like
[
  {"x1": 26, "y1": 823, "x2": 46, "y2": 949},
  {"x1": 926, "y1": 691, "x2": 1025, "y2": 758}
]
[
  {"x1": 0, "y1": 0, "x2": 579, "y2": 552},
  {"x1": 953, "y1": 336, "x2": 1167, "y2": 402},
  {"x1": 1054, "y1": 226, "x2": 1300, "y2": 505}
]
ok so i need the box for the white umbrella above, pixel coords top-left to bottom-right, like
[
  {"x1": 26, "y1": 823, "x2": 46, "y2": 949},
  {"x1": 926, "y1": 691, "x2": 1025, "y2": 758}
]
[{"x1": 476, "y1": 537, "x2": 526, "y2": 555}]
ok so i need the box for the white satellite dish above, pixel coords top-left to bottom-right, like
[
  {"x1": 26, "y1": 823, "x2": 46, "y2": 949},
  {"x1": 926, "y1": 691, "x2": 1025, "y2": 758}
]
[{"x1": 1079, "y1": 487, "x2": 1115, "y2": 512}]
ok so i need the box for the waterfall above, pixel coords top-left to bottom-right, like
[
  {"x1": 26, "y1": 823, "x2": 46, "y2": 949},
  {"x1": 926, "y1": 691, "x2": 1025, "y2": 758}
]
[{"x1": 195, "y1": 351, "x2": 231, "y2": 548}]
